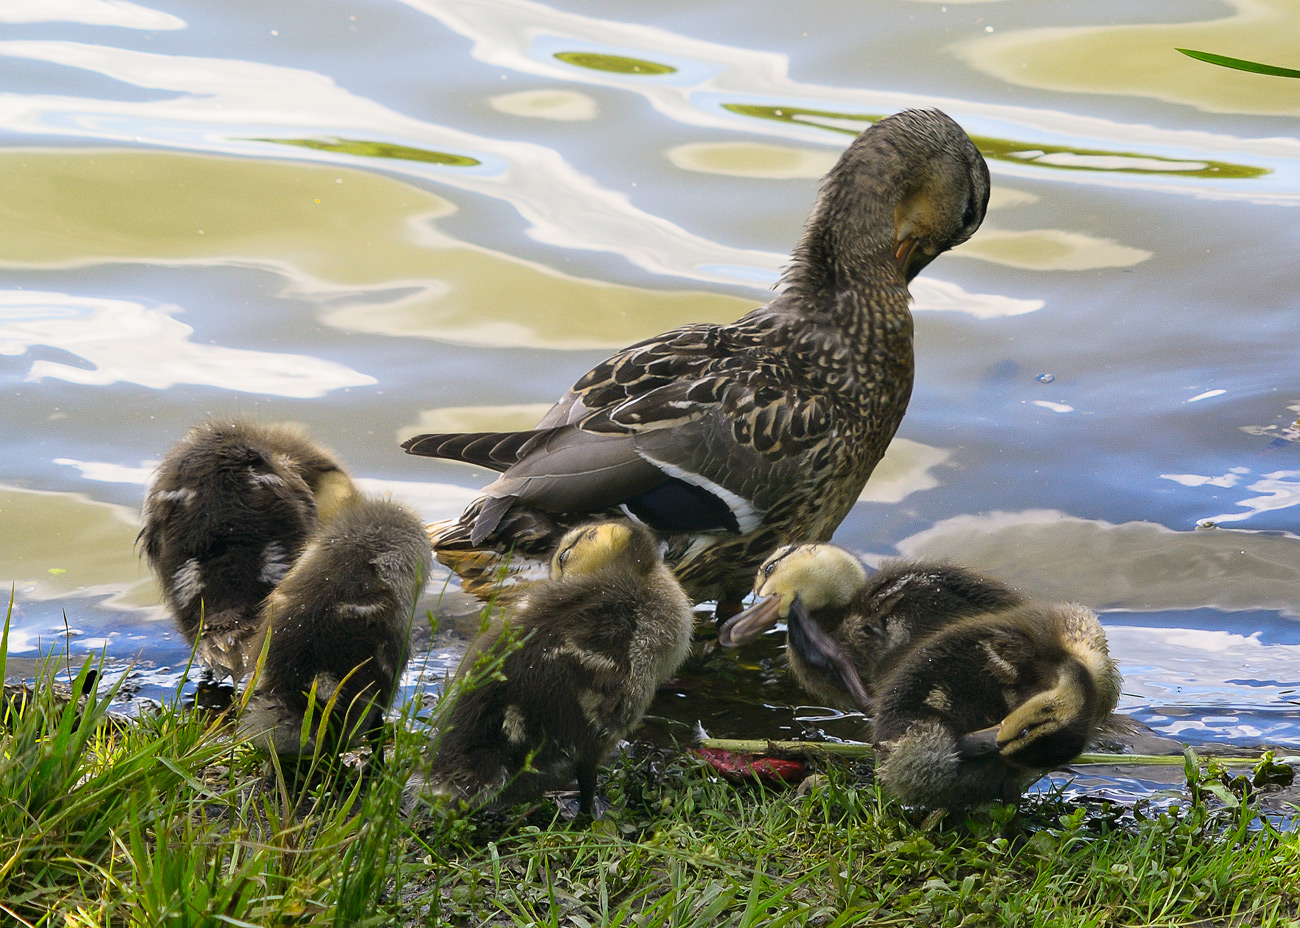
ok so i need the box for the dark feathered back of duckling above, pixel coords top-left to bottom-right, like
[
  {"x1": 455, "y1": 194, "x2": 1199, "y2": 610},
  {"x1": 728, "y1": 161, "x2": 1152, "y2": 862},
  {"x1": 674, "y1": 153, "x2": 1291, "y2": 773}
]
[
  {"x1": 139, "y1": 420, "x2": 322, "y2": 651},
  {"x1": 872, "y1": 603, "x2": 1100, "y2": 764},
  {"x1": 249, "y1": 496, "x2": 430, "y2": 751}
]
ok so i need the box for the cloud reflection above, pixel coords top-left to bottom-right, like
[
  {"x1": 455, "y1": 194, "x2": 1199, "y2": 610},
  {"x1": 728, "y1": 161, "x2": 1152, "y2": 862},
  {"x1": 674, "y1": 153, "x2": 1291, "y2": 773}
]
[
  {"x1": 0, "y1": 0, "x2": 183, "y2": 29},
  {"x1": 0, "y1": 290, "x2": 376, "y2": 397},
  {"x1": 889, "y1": 508, "x2": 1300, "y2": 615}
]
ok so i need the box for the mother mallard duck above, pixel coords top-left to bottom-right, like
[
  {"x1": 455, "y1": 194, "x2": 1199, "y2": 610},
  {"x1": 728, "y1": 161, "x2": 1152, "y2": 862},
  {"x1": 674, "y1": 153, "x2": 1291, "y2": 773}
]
[{"x1": 404, "y1": 108, "x2": 990, "y2": 616}]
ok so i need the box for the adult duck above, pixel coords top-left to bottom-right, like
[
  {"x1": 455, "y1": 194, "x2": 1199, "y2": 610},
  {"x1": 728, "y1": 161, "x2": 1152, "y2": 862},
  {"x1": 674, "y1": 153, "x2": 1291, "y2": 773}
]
[{"x1": 404, "y1": 109, "x2": 990, "y2": 616}]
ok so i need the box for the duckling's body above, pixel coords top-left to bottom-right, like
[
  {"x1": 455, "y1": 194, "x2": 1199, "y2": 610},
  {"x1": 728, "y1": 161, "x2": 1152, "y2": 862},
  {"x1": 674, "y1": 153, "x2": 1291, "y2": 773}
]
[
  {"x1": 869, "y1": 602, "x2": 1121, "y2": 809},
  {"x1": 240, "y1": 496, "x2": 430, "y2": 756},
  {"x1": 404, "y1": 109, "x2": 990, "y2": 615},
  {"x1": 414, "y1": 521, "x2": 693, "y2": 814},
  {"x1": 720, "y1": 546, "x2": 1024, "y2": 711},
  {"x1": 138, "y1": 419, "x2": 357, "y2": 679}
]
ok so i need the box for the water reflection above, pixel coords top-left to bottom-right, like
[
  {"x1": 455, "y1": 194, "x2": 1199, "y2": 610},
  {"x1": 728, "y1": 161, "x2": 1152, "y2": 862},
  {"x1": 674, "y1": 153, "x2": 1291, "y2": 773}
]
[
  {"x1": 0, "y1": 290, "x2": 374, "y2": 396},
  {"x1": 954, "y1": 0, "x2": 1300, "y2": 117},
  {"x1": 3, "y1": 0, "x2": 1300, "y2": 779},
  {"x1": 404, "y1": 0, "x2": 1300, "y2": 199},
  {"x1": 489, "y1": 89, "x2": 598, "y2": 120},
  {"x1": 890, "y1": 509, "x2": 1300, "y2": 615},
  {"x1": 0, "y1": 0, "x2": 184, "y2": 30}
]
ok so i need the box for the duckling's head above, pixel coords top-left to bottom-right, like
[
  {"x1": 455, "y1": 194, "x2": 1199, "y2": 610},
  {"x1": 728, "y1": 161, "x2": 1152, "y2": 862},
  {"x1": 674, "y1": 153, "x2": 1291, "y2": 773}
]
[
  {"x1": 718, "y1": 543, "x2": 867, "y2": 646},
  {"x1": 792, "y1": 108, "x2": 989, "y2": 289},
  {"x1": 307, "y1": 467, "x2": 360, "y2": 523},
  {"x1": 956, "y1": 660, "x2": 1107, "y2": 770},
  {"x1": 549, "y1": 520, "x2": 660, "y2": 580}
]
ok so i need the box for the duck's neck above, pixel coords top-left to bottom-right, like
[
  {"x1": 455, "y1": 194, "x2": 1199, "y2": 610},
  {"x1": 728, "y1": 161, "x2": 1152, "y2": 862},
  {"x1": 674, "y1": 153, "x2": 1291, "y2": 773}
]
[{"x1": 781, "y1": 193, "x2": 909, "y2": 327}]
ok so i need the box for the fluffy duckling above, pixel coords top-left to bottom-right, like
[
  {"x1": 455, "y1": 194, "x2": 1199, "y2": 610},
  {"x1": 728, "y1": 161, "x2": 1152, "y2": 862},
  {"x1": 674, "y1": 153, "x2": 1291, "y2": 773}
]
[
  {"x1": 240, "y1": 496, "x2": 431, "y2": 756},
  {"x1": 412, "y1": 520, "x2": 693, "y2": 815},
  {"x1": 864, "y1": 602, "x2": 1121, "y2": 810},
  {"x1": 138, "y1": 419, "x2": 358, "y2": 679},
  {"x1": 404, "y1": 109, "x2": 990, "y2": 617},
  {"x1": 719, "y1": 545, "x2": 1023, "y2": 712}
]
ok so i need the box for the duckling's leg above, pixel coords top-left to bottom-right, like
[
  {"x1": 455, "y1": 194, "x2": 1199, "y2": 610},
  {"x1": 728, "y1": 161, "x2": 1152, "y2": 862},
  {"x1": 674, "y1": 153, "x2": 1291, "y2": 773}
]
[
  {"x1": 714, "y1": 599, "x2": 745, "y2": 622},
  {"x1": 575, "y1": 760, "x2": 598, "y2": 818}
]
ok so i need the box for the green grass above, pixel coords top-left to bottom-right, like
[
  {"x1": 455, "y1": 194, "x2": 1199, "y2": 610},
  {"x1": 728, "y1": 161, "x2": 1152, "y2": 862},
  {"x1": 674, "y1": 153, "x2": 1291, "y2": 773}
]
[{"x1": 3, "y1": 599, "x2": 1299, "y2": 927}]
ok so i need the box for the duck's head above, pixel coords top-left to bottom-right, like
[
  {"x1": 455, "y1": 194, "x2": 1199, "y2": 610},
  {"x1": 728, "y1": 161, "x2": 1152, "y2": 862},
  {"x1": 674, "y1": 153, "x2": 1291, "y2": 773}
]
[
  {"x1": 550, "y1": 520, "x2": 659, "y2": 580},
  {"x1": 956, "y1": 659, "x2": 1106, "y2": 769},
  {"x1": 793, "y1": 108, "x2": 990, "y2": 288},
  {"x1": 718, "y1": 543, "x2": 867, "y2": 647}
]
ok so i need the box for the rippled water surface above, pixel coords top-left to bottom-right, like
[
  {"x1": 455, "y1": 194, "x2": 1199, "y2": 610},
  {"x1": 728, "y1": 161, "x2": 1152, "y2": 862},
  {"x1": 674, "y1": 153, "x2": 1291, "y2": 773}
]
[{"x1": 3, "y1": 0, "x2": 1299, "y2": 786}]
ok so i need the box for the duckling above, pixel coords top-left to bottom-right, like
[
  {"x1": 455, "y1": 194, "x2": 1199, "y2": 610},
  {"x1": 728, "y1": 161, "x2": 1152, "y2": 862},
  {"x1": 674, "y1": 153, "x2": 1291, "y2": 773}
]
[
  {"x1": 411, "y1": 520, "x2": 693, "y2": 815},
  {"x1": 864, "y1": 602, "x2": 1121, "y2": 810},
  {"x1": 719, "y1": 545, "x2": 1024, "y2": 712},
  {"x1": 240, "y1": 496, "x2": 431, "y2": 756},
  {"x1": 404, "y1": 109, "x2": 990, "y2": 617},
  {"x1": 138, "y1": 419, "x2": 358, "y2": 679}
]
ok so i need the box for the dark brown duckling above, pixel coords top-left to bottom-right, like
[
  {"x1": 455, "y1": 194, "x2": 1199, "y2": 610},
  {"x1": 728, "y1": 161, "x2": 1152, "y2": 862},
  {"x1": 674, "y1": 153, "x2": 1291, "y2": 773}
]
[
  {"x1": 404, "y1": 108, "x2": 990, "y2": 618},
  {"x1": 858, "y1": 602, "x2": 1121, "y2": 810},
  {"x1": 411, "y1": 520, "x2": 693, "y2": 815},
  {"x1": 719, "y1": 544, "x2": 1022, "y2": 711},
  {"x1": 138, "y1": 418, "x2": 358, "y2": 680},
  {"x1": 239, "y1": 496, "x2": 431, "y2": 756}
]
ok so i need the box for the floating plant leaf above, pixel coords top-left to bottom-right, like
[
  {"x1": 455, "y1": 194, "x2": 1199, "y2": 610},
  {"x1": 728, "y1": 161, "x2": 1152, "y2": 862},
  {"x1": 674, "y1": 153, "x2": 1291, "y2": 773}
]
[
  {"x1": 256, "y1": 137, "x2": 481, "y2": 167},
  {"x1": 721, "y1": 103, "x2": 1266, "y2": 179},
  {"x1": 553, "y1": 52, "x2": 676, "y2": 75},
  {"x1": 1177, "y1": 48, "x2": 1300, "y2": 79}
]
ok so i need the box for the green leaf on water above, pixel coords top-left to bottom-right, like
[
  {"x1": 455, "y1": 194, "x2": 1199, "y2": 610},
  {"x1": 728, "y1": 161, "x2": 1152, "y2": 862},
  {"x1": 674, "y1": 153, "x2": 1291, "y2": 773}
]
[{"x1": 1177, "y1": 48, "x2": 1300, "y2": 79}]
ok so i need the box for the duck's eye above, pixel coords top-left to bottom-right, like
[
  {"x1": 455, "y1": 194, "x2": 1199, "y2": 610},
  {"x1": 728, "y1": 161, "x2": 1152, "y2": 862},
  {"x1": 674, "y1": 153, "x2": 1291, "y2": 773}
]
[{"x1": 961, "y1": 197, "x2": 978, "y2": 230}]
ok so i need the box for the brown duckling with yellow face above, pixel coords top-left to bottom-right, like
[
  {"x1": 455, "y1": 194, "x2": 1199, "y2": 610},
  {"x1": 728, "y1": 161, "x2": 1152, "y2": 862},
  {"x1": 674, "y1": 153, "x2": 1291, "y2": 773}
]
[
  {"x1": 719, "y1": 544, "x2": 1023, "y2": 712},
  {"x1": 412, "y1": 520, "x2": 693, "y2": 815},
  {"x1": 240, "y1": 496, "x2": 431, "y2": 756},
  {"x1": 138, "y1": 419, "x2": 358, "y2": 680},
  {"x1": 785, "y1": 590, "x2": 1121, "y2": 810}
]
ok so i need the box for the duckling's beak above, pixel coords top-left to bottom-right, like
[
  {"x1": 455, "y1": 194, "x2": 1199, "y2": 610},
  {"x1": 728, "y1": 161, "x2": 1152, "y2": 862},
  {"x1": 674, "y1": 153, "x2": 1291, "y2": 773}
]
[
  {"x1": 955, "y1": 724, "x2": 1003, "y2": 759},
  {"x1": 785, "y1": 595, "x2": 874, "y2": 715},
  {"x1": 717, "y1": 594, "x2": 783, "y2": 647}
]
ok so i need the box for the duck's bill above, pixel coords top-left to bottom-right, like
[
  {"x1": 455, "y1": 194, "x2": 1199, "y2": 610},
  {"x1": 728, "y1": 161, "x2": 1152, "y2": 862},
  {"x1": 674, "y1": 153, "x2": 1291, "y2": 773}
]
[
  {"x1": 785, "y1": 596, "x2": 874, "y2": 715},
  {"x1": 717, "y1": 594, "x2": 782, "y2": 647},
  {"x1": 954, "y1": 724, "x2": 1002, "y2": 759}
]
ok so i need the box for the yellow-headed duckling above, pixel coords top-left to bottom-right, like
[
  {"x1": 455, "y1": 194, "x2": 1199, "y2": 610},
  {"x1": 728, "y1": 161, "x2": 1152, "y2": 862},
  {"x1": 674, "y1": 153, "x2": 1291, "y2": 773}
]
[
  {"x1": 719, "y1": 544, "x2": 1022, "y2": 712},
  {"x1": 240, "y1": 496, "x2": 430, "y2": 756},
  {"x1": 863, "y1": 601, "x2": 1121, "y2": 809},
  {"x1": 412, "y1": 520, "x2": 693, "y2": 815},
  {"x1": 403, "y1": 109, "x2": 990, "y2": 618},
  {"x1": 138, "y1": 418, "x2": 358, "y2": 680}
]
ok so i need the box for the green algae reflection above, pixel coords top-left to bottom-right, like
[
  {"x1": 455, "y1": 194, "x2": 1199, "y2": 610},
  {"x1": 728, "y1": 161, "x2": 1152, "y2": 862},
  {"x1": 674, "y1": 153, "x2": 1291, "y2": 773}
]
[
  {"x1": 258, "y1": 137, "x2": 481, "y2": 168},
  {"x1": 554, "y1": 51, "x2": 676, "y2": 75},
  {"x1": 722, "y1": 103, "x2": 1266, "y2": 180}
]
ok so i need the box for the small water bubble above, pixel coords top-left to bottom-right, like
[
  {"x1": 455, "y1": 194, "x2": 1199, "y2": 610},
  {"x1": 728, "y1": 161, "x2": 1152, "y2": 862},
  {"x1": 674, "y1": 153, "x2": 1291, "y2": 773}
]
[
  {"x1": 1197, "y1": 520, "x2": 1217, "y2": 530},
  {"x1": 1036, "y1": 373, "x2": 1055, "y2": 384}
]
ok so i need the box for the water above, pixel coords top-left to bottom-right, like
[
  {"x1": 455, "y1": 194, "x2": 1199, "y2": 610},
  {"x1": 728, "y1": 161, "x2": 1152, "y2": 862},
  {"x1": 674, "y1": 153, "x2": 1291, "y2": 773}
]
[{"x1": 3, "y1": 0, "x2": 1299, "y2": 801}]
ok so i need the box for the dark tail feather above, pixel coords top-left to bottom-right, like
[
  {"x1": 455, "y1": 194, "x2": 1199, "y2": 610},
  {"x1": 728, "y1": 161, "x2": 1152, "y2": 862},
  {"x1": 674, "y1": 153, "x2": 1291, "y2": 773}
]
[{"x1": 401, "y1": 430, "x2": 547, "y2": 472}]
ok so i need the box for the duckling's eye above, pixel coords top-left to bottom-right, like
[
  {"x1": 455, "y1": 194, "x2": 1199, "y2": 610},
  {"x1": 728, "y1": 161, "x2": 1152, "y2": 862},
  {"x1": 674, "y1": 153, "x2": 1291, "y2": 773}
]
[
  {"x1": 762, "y1": 560, "x2": 777, "y2": 577},
  {"x1": 557, "y1": 548, "x2": 571, "y2": 567}
]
